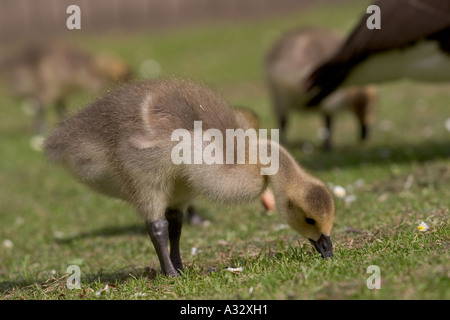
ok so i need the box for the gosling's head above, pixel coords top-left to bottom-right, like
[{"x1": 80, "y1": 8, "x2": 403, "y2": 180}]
[{"x1": 277, "y1": 180, "x2": 335, "y2": 258}]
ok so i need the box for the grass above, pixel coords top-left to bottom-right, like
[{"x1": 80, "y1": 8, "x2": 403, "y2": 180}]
[{"x1": 0, "y1": 0, "x2": 449, "y2": 300}]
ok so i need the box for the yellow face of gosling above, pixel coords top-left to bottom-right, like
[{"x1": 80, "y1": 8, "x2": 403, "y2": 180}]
[{"x1": 278, "y1": 182, "x2": 335, "y2": 258}]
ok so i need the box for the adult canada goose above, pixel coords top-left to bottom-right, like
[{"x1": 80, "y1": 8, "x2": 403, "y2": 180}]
[
  {"x1": 305, "y1": 0, "x2": 450, "y2": 106},
  {"x1": 0, "y1": 42, "x2": 132, "y2": 134},
  {"x1": 45, "y1": 79, "x2": 335, "y2": 277},
  {"x1": 265, "y1": 27, "x2": 378, "y2": 149}
]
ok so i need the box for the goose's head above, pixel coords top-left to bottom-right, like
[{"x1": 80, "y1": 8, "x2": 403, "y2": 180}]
[{"x1": 277, "y1": 181, "x2": 335, "y2": 258}]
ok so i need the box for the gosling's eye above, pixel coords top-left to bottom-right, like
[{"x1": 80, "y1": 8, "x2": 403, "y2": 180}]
[{"x1": 305, "y1": 217, "x2": 316, "y2": 225}]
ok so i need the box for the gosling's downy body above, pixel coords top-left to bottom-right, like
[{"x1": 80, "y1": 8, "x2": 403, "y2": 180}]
[
  {"x1": 186, "y1": 106, "x2": 262, "y2": 225},
  {"x1": 45, "y1": 79, "x2": 335, "y2": 276},
  {"x1": 0, "y1": 42, "x2": 132, "y2": 134},
  {"x1": 265, "y1": 27, "x2": 378, "y2": 150}
]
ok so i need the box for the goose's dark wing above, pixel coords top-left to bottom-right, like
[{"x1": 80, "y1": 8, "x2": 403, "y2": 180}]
[{"x1": 305, "y1": 0, "x2": 450, "y2": 106}]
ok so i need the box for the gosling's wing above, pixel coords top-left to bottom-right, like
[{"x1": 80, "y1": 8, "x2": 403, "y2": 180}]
[{"x1": 304, "y1": 0, "x2": 450, "y2": 106}]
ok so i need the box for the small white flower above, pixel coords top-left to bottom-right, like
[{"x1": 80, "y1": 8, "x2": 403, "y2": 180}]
[
  {"x1": 417, "y1": 222, "x2": 429, "y2": 232},
  {"x1": 30, "y1": 135, "x2": 45, "y2": 152},
  {"x1": 3, "y1": 239, "x2": 13, "y2": 249},
  {"x1": 226, "y1": 267, "x2": 243, "y2": 273},
  {"x1": 130, "y1": 292, "x2": 146, "y2": 298},
  {"x1": 445, "y1": 118, "x2": 450, "y2": 132},
  {"x1": 95, "y1": 285, "x2": 110, "y2": 296},
  {"x1": 332, "y1": 186, "x2": 346, "y2": 198},
  {"x1": 191, "y1": 247, "x2": 198, "y2": 256}
]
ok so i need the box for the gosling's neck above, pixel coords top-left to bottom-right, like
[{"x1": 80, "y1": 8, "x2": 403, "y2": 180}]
[{"x1": 262, "y1": 141, "x2": 318, "y2": 199}]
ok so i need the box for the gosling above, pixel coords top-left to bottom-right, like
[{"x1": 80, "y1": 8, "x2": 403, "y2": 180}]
[
  {"x1": 45, "y1": 79, "x2": 335, "y2": 277},
  {"x1": 265, "y1": 27, "x2": 378, "y2": 150},
  {"x1": 0, "y1": 42, "x2": 132, "y2": 134}
]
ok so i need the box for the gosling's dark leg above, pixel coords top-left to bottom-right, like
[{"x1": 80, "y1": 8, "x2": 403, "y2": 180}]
[
  {"x1": 323, "y1": 114, "x2": 333, "y2": 151},
  {"x1": 146, "y1": 219, "x2": 178, "y2": 277},
  {"x1": 166, "y1": 208, "x2": 184, "y2": 272},
  {"x1": 360, "y1": 123, "x2": 368, "y2": 141}
]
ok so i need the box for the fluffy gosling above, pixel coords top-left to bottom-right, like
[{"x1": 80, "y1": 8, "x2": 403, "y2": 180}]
[
  {"x1": 0, "y1": 42, "x2": 132, "y2": 134},
  {"x1": 45, "y1": 79, "x2": 335, "y2": 276}
]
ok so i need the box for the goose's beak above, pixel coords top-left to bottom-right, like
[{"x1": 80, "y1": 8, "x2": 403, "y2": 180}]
[{"x1": 309, "y1": 234, "x2": 333, "y2": 259}]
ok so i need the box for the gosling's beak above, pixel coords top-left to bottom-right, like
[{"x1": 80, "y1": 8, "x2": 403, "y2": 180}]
[{"x1": 309, "y1": 234, "x2": 333, "y2": 259}]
